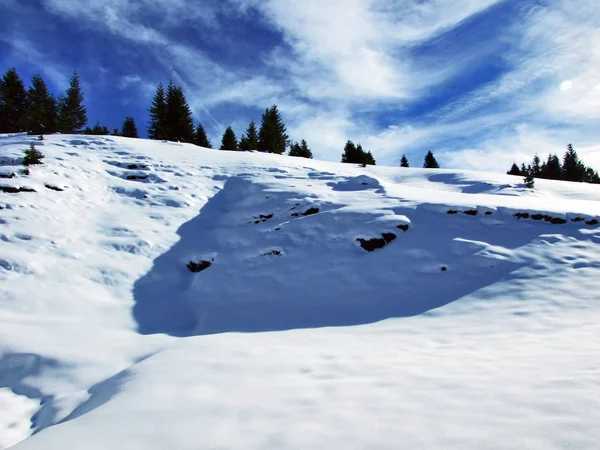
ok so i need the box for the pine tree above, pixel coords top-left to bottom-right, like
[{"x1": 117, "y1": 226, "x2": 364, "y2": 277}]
[
  {"x1": 363, "y1": 150, "x2": 376, "y2": 165},
  {"x1": 299, "y1": 139, "x2": 313, "y2": 159},
  {"x1": 22, "y1": 142, "x2": 44, "y2": 166},
  {"x1": 531, "y1": 154, "x2": 542, "y2": 177},
  {"x1": 121, "y1": 116, "x2": 139, "y2": 138},
  {"x1": 112, "y1": 128, "x2": 120, "y2": 136},
  {"x1": 58, "y1": 71, "x2": 87, "y2": 133},
  {"x1": 85, "y1": 122, "x2": 110, "y2": 135},
  {"x1": 220, "y1": 126, "x2": 238, "y2": 150},
  {"x1": 239, "y1": 121, "x2": 259, "y2": 151},
  {"x1": 507, "y1": 162, "x2": 521, "y2": 175},
  {"x1": 25, "y1": 74, "x2": 58, "y2": 135},
  {"x1": 288, "y1": 141, "x2": 301, "y2": 156},
  {"x1": 423, "y1": 151, "x2": 440, "y2": 168},
  {"x1": 543, "y1": 154, "x2": 561, "y2": 180},
  {"x1": 258, "y1": 105, "x2": 288, "y2": 154},
  {"x1": 562, "y1": 144, "x2": 586, "y2": 182},
  {"x1": 341, "y1": 140, "x2": 359, "y2": 163},
  {"x1": 148, "y1": 83, "x2": 167, "y2": 140},
  {"x1": 523, "y1": 170, "x2": 535, "y2": 189},
  {"x1": 0, "y1": 68, "x2": 28, "y2": 133},
  {"x1": 194, "y1": 123, "x2": 211, "y2": 148},
  {"x1": 400, "y1": 154, "x2": 409, "y2": 167},
  {"x1": 165, "y1": 82, "x2": 195, "y2": 142}
]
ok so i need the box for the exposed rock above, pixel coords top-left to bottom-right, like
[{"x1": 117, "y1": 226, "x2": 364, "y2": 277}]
[
  {"x1": 186, "y1": 260, "x2": 212, "y2": 273},
  {"x1": 357, "y1": 237, "x2": 387, "y2": 252},
  {"x1": 514, "y1": 212, "x2": 530, "y2": 219},
  {"x1": 396, "y1": 224, "x2": 409, "y2": 232},
  {"x1": 463, "y1": 210, "x2": 478, "y2": 216},
  {"x1": 447, "y1": 210, "x2": 459, "y2": 214},
  {"x1": 1, "y1": 186, "x2": 36, "y2": 193},
  {"x1": 302, "y1": 207, "x2": 320, "y2": 216},
  {"x1": 550, "y1": 217, "x2": 567, "y2": 225},
  {"x1": 586, "y1": 219, "x2": 599, "y2": 226},
  {"x1": 0, "y1": 172, "x2": 16, "y2": 179},
  {"x1": 44, "y1": 184, "x2": 64, "y2": 192},
  {"x1": 571, "y1": 217, "x2": 585, "y2": 222},
  {"x1": 263, "y1": 249, "x2": 282, "y2": 256},
  {"x1": 382, "y1": 232, "x2": 397, "y2": 243}
]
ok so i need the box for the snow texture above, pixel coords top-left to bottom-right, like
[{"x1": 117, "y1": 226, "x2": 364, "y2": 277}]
[{"x1": 1, "y1": 133, "x2": 599, "y2": 449}]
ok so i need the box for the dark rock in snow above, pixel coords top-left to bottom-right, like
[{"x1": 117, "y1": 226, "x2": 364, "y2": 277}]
[
  {"x1": 463, "y1": 210, "x2": 478, "y2": 216},
  {"x1": 514, "y1": 212, "x2": 529, "y2": 219},
  {"x1": 396, "y1": 224, "x2": 409, "y2": 232},
  {"x1": 382, "y1": 232, "x2": 397, "y2": 243},
  {"x1": 302, "y1": 207, "x2": 320, "y2": 216},
  {"x1": 586, "y1": 219, "x2": 598, "y2": 226},
  {"x1": 550, "y1": 217, "x2": 567, "y2": 225},
  {"x1": 187, "y1": 260, "x2": 212, "y2": 273},
  {"x1": 44, "y1": 184, "x2": 64, "y2": 192},
  {"x1": 447, "y1": 210, "x2": 459, "y2": 215},
  {"x1": 1, "y1": 186, "x2": 36, "y2": 193},
  {"x1": 357, "y1": 237, "x2": 387, "y2": 252}
]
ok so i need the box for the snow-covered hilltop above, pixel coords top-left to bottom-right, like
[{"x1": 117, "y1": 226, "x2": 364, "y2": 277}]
[{"x1": 1, "y1": 133, "x2": 600, "y2": 449}]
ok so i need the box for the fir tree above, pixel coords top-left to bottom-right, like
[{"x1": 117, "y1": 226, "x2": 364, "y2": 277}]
[
  {"x1": 58, "y1": 71, "x2": 87, "y2": 133},
  {"x1": 400, "y1": 154, "x2": 409, "y2": 167},
  {"x1": 542, "y1": 154, "x2": 561, "y2": 180},
  {"x1": 288, "y1": 139, "x2": 313, "y2": 158},
  {"x1": 121, "y1": 116, "x2": 139, "y2": 138},
  {"x1": 148, "y1": 83, "x2": 167, "y2": 140},
  {"x1": 22, "y1": 142, "x2": 44, "y2": 166},
  {"x1": 0, "y1": 68, "x2": 28, "y2": 133},
  {"x1": 531, "y1": 154, "x2": 542, "y2": 177},
  {"x1": 362, "y1": 149, "x2": 376, "y2": 166},
  {"x1": 523, "y1": 171, "x2": 535, "y2": 189},
  {"x1": 341, "y1": 140, "x2": 359, "y2": 163},
  {"x1": 165, "y1": 82, "x2": 194, "y2": 142},
  {"x1": 289, "y1": 141, "x2": 301, "y2": 156},
  {"x1": 562, "y1": 144, "x2": 586, "y2": 182},
  {"x1": 239, "y1": 121, "x2": 259, "y2": 151},
  {"x1": 111, "y1": 128, "x2": 120, "y2": 136},
  {"x1": 25, "y1": 74, "x2": 58, "y2": 135},
  {"x1": 85, "y1": 122, "x2": 110, "y2": 135},
  {"x1": 258, "y1": 105, "x2": 288, "y2": 154},
  {"x1": 220, "y1": 126, "x2": 238, "y2": 150},
  {"x1": 194, "y1": 123, "x2": 211, "y2": 148},
  {"x1": 507, "y1": 162, "x2": 521, "y2": 175},
  {"x1": 423, "y1": 151, "x2": 440, "y2": 168}
]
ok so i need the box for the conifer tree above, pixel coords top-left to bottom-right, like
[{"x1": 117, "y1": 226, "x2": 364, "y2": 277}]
[
  {"x1": 289, "y1": 141, "x2": 301, "y2": 156},
  {"x1": 258, "y1": 105, "x2": 288, "y2": 154},
  {"x1": 58, "y1": 71, "x2": 87, "y2": 133},
  {"x1": 239, "y1": 121, "x2": 259, "y2": 151},
  {"x1": 111, "y1": 128, "x2": 120, "y2": 136},
  {"x1": 507, "y1": 162, "x2": 521, "y2": 175},
  {"x1": 165, "y1": 82, "x2": 194, "y2": 142},
  {"x1": 121, "y1": 116, "x2": 139, "y2": 138},
  {"x1": 0, "y1": 68, "x2": 28, "y2": 133},
  {"x1": 531, "y1": 154, "x2": 542, "y2": 177},
  {"x1": 363, "y1": 149, "x2": 376, "y2": 165},
  {"x1": 84, "y1": 122, "x2": 110, "y2": 135},
  {"x1": 220, "y1": 126, "x2": 238, "y2": 150},
  {"x1": 25, "y1": 74, "x2": 58, "y2": 135},
  {"x1": 22, "y1": 142, "x2": 45, "y2": 166},
  {"x1": 299, "y1": 139, "x2": 313, "y2": 159},
  {"x1": 194, "y1": 123, "x2": 211, "y2": 148},
  {"x1": 562, "y1": 144, "x2": 586, "y2": 182},
  {"x1": 400, "y1": 154, "x2": 409, "y2": 167},
  {"x1": 148, "y1": 83, "x2": 167, "y2": 140},
  {"x1": 423, "y1": 151, "x2": 440, "y2": 168},
  {"x1": 341, "y1": 140, "x2": 359, "y2": 163}
]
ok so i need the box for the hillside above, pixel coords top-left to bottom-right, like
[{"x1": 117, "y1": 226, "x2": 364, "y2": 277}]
[{"x1": 1, "y1": 133, "x2": 600, "y2": 449}]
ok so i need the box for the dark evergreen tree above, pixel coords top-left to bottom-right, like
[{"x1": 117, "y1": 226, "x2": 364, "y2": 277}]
[
  {"x1": 299, "y1": 139, "x2": 313, "y2": 159},
  {"x1": 24, "y1": 74, "x2": 58, "y2": 135},
  {"x1": 541, "y1": 154, "x2": 563, "y2": 180},
  {"x1": 22, "y1": 142, "x2": 44, "y2": 166},
  {"x1": 165, "y1": 82, "x2": 195, "y2": 142},
  {"x1": 85, "y1": 122, "x2": 110, "y2": 135},
  {"x1": 121, "y1": 116, "x2": 139, "y2": 138},
  {"x1": 239, "y1": 121, "x2": 259, "y2": 151},
  {"x1": 58, "y1": 71, "x2": 87, "y2": 133},
  {"x1": 111, "y1": 128, "x2": 120, "y2": 136},
  {"x1": 400, "y1": 154, "x2": 409, "y2": 167},
  {"x1": 507, "y1": 162, "x2": 521, "y2": 175},
  {"x1": 562, "y1": 144, "x2": 586, "y2": 182},
  {"x1": 520, "y1": 163, "x2": 529, "y2": 175},
  {"x1": 258, "y1": 105, "x2": 288, "y2": 154},
  {"x1": 148, "y1": 83, "x2": 167, "y2": 140},
  {"x1": 523, "y1": 171, "x2": 535, "y2": 189},
  {"x1": 194, "y1": 123, "x2": 211, "y2": 148},
  {"x1": 531, "y1": 154, "x2": 542, "y2": 177},
  {"x1": 423, "y1": 151, "x2": 440, "y2": 168},
  {"x1": 220, "y1": 126, "x2": 238, "y2": 150},
  {"x1": 288, "y1": 139, "x2": 313, "y2": 158},
  {"x1": 363, "y1": 149, "x2": 376, "y2": 166},
  {"x1": 341, "y1": 140, "x2": 359, "y2": 163},
  {"x1": 0, "y1": 68, "x2": 28, "y2": 133}
]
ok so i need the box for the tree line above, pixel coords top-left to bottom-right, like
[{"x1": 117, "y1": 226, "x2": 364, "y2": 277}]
[
  {"x1": 0, "y1": 68, "x2": 140, "y2": 138},
  {"x1": 507, "y1": 145, "x2": 600, "y2": 184}
]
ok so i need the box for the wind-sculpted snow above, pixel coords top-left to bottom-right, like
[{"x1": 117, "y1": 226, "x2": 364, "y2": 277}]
[{"x1": 1, "y1": 133, "x2": 600, "y2": 449}]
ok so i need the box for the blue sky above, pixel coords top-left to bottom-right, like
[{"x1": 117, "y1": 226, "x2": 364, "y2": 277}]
[{"x1": 1, "y1": 0, "x2": 599, "y2": 171}]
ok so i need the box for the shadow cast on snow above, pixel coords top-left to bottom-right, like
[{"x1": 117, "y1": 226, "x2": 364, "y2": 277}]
[{"x1": 132, "y1": 176, "x2": 591, "y2": 337}]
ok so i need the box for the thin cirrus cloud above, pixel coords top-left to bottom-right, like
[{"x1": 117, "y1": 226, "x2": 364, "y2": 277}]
[{"x1": 0, "y1": 0, "x2": 598, "y2": 172}]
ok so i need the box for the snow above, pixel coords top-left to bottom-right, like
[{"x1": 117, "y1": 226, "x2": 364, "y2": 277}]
[{"x1": 1, "y1": 132, "x2": 600, "y2": 449}]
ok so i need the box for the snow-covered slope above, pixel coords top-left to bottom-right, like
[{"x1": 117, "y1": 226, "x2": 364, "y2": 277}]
[{"x1": 1, "y1": 133, "x2": 599, "y2": 449}]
